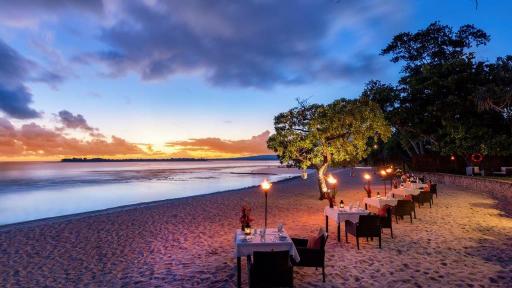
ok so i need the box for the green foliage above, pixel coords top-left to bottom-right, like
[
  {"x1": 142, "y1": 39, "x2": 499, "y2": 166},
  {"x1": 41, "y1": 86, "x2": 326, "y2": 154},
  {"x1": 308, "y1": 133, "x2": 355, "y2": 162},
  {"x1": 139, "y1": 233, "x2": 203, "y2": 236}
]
[
  {"x1": 267, "y1": 98, "x2": 391, "y2": 197},
  {"x1": 364, "y1": 22, "x2": 512, "y2": 165}
]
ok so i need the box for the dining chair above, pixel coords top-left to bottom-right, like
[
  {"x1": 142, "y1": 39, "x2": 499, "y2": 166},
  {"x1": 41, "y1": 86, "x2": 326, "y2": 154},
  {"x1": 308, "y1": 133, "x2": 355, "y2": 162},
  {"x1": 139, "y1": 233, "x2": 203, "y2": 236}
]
[
  {"x1": 379, "y1": 206, "x2": 393, "y2": 238},
  {"x1": 392, "y1": 200, "x2": 414, "y2": 224},
  {"x1": 345, "y1": 215, "x2": 382, "y2": 249},
  {"x1": 249, "y1": 250, "x2": 294, "y2": 288},
  {"x1": 291, "y1": 233, "x2": 328, "y2": 282}
]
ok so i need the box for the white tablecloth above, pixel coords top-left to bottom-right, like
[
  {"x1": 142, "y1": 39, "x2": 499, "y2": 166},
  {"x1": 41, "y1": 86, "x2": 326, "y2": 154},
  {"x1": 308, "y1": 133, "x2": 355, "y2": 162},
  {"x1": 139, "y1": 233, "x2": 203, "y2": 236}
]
[
  {"x1": 404, "y1": 182, "x2": 428, "y2": 189},
  {"x1": 363, "y1": 197, "x2": 398, "y2": 208},
  {"x1": 412, "y1": 183, "x2": 428, "y2": 189},
  {"x1": 324, "y1": 206, "x2": 369, "y2": 224},
  {"x1": 234, "y1": 228, "x2": 300, "y2": 262},
  {"x1": 390, "y1": 187, "x2": 421, "y2": 197}
]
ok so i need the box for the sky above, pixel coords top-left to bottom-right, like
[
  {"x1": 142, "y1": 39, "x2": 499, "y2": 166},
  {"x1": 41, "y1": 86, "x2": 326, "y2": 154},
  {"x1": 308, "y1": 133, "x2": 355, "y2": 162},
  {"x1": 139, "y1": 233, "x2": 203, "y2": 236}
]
[{"x1": 0, "y1": 0, "x2": 511, "y2": 160}]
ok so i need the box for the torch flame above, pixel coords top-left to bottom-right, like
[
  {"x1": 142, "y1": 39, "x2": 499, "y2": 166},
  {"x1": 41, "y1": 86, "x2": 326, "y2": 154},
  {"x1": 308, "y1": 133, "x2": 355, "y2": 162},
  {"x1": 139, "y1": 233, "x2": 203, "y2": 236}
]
[
  {"x1": 363, "y1": 173, "x2": 371, "y2": 180},
  {"x1": 261, "y1": 179, "x2": 272, "y2": 191},
  {"x1": 326, "y1": 174, "x2": 337, "y2": 185}
]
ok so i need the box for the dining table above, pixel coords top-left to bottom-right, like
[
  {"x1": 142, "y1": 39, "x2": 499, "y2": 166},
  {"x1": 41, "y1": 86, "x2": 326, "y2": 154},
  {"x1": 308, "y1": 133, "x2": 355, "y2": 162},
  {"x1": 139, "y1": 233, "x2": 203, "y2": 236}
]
[
  {"x1": 363, "y1": 196, "x2": 398, "y2": 209},
  {"x1": 324, "y1": 206, "x2": 369, "y2": 242},
  {"x1": 390, "y1": 186, "x2": 422, "y2": 198},
  {"x1": 410, "y1": 182, "x2": 428, "y2": 189},
  {"x1": 234, "y1": 228, "x2": 299, "y2": 288}
]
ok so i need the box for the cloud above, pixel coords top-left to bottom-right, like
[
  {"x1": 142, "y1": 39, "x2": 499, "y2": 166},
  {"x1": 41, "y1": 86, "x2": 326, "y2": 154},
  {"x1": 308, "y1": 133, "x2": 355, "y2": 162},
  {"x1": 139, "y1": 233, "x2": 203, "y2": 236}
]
[
  {"x1": 0, "y1": 117, "x2": 24, "y2": 155},
  {"x1": 77, "y1": 0, "x2": 405, "y2": 88},
  {"x1": 167, "y1": 131, "x2": 272, "y2": 156},
  {"x1": 0, "y1": 0, "x2": 104, "y2": 28},
  {"x1": 0, "y1": 38, "x2": 66, "y2": 119},
  {"x1": 0, "y1": 117, "x2": 144, "y2": 158},
  {"x1": 0, "y1": 85, "x2": 40, "y2": 119},
  {"x1": 57, "y1": 110, "x2": 96, "y2": 132}
]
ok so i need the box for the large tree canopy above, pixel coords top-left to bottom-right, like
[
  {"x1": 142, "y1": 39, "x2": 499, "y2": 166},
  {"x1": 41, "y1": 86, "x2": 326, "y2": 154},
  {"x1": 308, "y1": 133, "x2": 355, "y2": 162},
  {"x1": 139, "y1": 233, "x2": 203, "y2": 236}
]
[
  {"x1": 364, "y1": 22, "x2": 512, "y2": 167},
  {"x1": 267, "y1": 98, "x2": 391, "y2": 198}
]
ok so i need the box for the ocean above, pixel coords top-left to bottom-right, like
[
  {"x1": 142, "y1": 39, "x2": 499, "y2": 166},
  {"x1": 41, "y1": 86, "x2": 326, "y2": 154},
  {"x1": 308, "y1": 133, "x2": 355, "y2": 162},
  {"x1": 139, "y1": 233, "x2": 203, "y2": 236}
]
[{"x1": 0, "y1": 160, "x2": 299, "y2": 226}]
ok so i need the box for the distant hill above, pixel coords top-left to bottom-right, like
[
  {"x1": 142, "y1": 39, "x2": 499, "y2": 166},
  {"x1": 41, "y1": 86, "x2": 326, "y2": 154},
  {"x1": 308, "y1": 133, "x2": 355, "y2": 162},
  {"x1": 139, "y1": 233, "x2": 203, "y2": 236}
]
[
  {"x1": 61, "y1": 155, "x2": 278, "y2": 162},
  {"x1": 217, "y1": 155, "x2": 278, "y2": 161},
  {"x1": 61, "y1": 157, "x2": 206, "y2": 162}
]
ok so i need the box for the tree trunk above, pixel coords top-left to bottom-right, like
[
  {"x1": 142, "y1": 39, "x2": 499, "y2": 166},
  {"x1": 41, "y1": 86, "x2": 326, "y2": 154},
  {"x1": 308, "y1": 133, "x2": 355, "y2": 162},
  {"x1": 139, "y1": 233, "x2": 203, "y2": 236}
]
[{"x1": 316, "y1": 154, "x2": 330, "y2": 200}]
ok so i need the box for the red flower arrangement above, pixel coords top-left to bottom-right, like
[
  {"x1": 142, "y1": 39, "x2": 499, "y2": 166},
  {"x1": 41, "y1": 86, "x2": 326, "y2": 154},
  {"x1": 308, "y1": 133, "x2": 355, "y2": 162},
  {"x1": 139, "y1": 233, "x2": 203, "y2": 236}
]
[{"x1": 240, "y1": 205, "x2": 254, "y2": 231}]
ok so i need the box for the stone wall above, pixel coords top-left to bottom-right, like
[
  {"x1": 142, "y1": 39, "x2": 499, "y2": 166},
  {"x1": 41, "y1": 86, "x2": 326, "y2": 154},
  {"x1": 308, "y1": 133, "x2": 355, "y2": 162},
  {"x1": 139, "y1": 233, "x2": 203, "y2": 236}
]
[{"x1": 417, "y1": 172, "x2": 512, "y2": 205}]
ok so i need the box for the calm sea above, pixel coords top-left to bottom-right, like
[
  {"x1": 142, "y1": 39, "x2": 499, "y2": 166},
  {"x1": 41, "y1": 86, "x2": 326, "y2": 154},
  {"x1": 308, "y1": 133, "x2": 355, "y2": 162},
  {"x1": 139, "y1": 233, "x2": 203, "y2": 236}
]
[{"x1": 0, "y1": 160, "x2": 298, "y2": 226}]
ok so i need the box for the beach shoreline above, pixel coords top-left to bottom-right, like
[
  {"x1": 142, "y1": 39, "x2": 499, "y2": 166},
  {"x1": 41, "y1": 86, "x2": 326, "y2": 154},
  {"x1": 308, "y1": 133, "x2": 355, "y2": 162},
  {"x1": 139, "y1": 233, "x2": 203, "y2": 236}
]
[
  {"x1": 1, "y1": 168, "x2": 511, "y2": 287},
  {"x1": 0, "y1": 173, "x2": 303, "y2": 232}
]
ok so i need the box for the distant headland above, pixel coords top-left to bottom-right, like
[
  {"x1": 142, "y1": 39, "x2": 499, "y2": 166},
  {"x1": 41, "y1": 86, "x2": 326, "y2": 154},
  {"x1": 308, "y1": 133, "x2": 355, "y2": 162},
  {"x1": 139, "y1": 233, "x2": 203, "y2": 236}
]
[{"x1": 61, "y1": 155, "x2": 278, "y2": 162}]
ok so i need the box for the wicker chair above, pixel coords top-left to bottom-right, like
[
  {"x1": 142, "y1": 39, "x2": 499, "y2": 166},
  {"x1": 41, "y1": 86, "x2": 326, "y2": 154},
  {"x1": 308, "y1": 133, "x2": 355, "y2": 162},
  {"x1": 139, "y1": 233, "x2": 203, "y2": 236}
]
[
  {"x1": 291, "y1": 233, "x2": 328, "y2": 282},
  {"x1": 412, "y1": 190, "x2": 433, "y2": 208},
  {"x1": 430, "y1": 183, "x2": 438, "y2": 198},
  {"x1": 392, "y1": 200, "x2": 414, "y2": 223},
  {"x1": 419, "y1": 191, "x2": 433, "y2": 208},
  {"x1": 345, "y1": 215, "x2": 382, "y2": 249},
  {"x1": 379, "y1": 206, "x2": 393, "y2": 238},
  {"x1": 249, "y1": 250, "x2": 293, "y2": 288}
]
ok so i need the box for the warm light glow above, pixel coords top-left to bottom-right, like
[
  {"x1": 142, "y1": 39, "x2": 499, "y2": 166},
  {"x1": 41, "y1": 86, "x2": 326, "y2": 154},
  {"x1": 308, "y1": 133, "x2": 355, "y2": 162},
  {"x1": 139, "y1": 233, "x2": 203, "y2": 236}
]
[
  {"x1": 385, "y1": 168, "x2": 392, "y2": 173},
  {"x1": 363, "y1": 173, "x2": 371, "y2": 180},
  {"x1": 326, "y1": 174, "x2": 337, "y2": 185},
  {"x1": 450, "y1": 155, "x2": 455, "y2": 160},
  {"x1": 380, "y1": 170, "x2": 387, "y2": 176},
  {"x1": 261, "y1": 179, "x2": 272, "y2": 191}
]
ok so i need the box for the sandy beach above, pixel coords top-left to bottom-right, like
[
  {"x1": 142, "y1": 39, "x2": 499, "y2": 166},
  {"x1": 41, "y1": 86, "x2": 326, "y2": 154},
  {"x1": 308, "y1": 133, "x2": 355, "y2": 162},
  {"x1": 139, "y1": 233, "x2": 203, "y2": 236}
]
[{"x1": 1, "y1": 168, "x2": 511, "y2": 287}]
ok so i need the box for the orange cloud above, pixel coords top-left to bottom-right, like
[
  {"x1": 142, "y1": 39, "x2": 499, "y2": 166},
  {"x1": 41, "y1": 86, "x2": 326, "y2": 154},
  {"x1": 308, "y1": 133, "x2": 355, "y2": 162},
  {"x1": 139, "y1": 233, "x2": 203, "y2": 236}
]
[
  {"x1": 166, "y1": 131, "x2": 273, "y2": 157},
  {"x1": 0, "y1": 117, "x2": 144, "y2": 159}
]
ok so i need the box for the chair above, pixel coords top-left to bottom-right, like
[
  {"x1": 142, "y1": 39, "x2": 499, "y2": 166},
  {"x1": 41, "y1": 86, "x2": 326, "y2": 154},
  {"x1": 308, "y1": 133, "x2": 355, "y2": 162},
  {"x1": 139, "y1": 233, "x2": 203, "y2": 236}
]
[
  {"x1": 249, "y1": 250, "x2": 293, "y2": 288},
  {"x1": 392, "y1": 200, "x2": 414, "y2": 224},
  {"x1": 430, "y1": 183, "x2": 438, "y2": 198},
  {"x1": 412, "y1": 190, "x2": 433, "y2": 208},
  {"x1": 345, "y1": 215, "x2": 382, "y2": 249},
  {"x1": 379, "y1": 206, "x2": 393, "y2": 238},
  {"x1": 291, "y1": 233, "x2": 328, "y2": 282},
  {"x1": 419, "y1": 191, "x2": 433, "y2": 208}
]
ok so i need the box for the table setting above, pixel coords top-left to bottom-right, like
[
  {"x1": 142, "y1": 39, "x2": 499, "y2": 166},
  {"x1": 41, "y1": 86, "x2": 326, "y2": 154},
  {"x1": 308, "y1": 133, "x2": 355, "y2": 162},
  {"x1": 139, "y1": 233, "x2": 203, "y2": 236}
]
[
  {"x1": 324, "y1": 203, "x2": 370, "y2": 242},
  {"x1": 234, "y1": 225, "x2": 300, "y2": 287},
  {"x1": 390, "y1": 186, "x2": 421, "y2": 198},
  {"x1": 363, "y1": 195, "x2": 398, "y2": 209}
]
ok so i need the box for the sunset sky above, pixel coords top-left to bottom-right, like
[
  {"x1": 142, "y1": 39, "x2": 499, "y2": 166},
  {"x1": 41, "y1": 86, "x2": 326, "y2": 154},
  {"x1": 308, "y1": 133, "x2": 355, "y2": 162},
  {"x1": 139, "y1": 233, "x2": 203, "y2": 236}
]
[{"x1": 1, "y1": 0, "x2": 511, "y2": 160}]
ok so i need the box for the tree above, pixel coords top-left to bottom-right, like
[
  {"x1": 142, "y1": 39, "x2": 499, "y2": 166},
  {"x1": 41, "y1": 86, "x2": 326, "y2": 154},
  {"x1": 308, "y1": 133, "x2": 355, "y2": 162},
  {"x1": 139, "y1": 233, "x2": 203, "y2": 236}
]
[
  {"x1": 363, "y1": 22, "x2": 512, "y2": 166},
  {"x1": 476, "y1": 56, "x2": 512, "y2": 129},
  {"x1": 267, "y1": 98, "x2": 391, "y2": 199}
]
